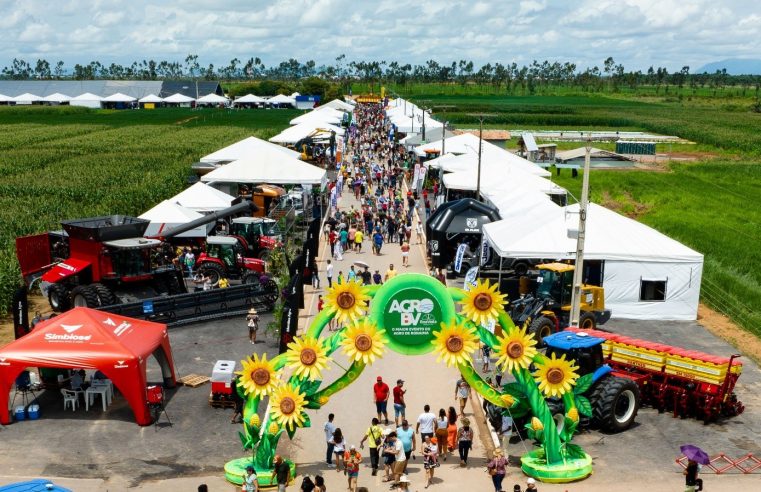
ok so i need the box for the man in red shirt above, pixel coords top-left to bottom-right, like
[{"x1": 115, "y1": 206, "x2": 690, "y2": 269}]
[
  {"x1": 392, "y1": 379, "x2": 406, "y2": 426},
  {"x1": 373, "y1": 376, "x2": 390, "y2": 425}
]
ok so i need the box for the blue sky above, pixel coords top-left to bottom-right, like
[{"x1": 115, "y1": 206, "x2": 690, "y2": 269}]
[{"x1": 2, "y1": 0, "x2": 759, "y2": 71}]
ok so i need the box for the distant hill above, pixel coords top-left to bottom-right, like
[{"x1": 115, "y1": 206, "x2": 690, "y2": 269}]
[{"x1": 695, "y1": 59, "x2": 761, "y2": 75}]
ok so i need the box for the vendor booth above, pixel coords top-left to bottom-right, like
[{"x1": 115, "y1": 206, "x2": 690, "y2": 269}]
[
  {"x1": 426, "y1": 198, "x2": 501, "y2": 269},
  {"x1": 0, "y1": 307, "x2": 176, "y2": 426}
]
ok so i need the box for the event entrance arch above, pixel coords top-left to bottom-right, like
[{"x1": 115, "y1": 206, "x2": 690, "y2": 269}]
[{"x1": 225, "y1": 273, "x2": 592, "y2": 486}]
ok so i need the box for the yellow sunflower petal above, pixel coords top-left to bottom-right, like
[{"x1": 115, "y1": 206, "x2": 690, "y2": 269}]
[
  {"x1": 495, "y1": 325, "x2": 538, "y2": 374},
  {"x1": 285, "y1": 336, "x2": 330, "y2": 380},
  {"x1": 235, "y1": 353, "x2": 279, "y2": 398},
  {"x1": 269, "y1": 383, "x2": 308, "y2": 430},
  {"x1": 533, "y1": 353, "x2": 580, "y2": 398},
  {"x1": 340, "y1": 319, "x2": 387, "y2": 365},
  {"x1": 459, "y1": 279, "x2": 508, "y2": 326},
  {"x1": 323, "y1": 280, "x2": 370, "y2": 325},
  {"x1": 431, "y1": 321, "x2": 480, "y2": 367}
]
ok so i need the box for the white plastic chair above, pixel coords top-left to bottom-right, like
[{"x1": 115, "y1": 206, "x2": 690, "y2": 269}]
[{"x1": 61, "y1": 389, "x2": 78, "y2": 411}]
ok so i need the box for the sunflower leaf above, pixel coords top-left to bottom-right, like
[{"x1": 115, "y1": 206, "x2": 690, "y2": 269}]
[
  {"x1": 573, "y1": 374, "x2": 594, "y2": 394},
  {"x1": 301, "y1": 412, "x2": 311, "y2": 428},
  {"x1": 286, "y1": 424, "x2": 298, "y2": 440},
  {"x1": 574, "y1": 395, "x2": 593, "y2": 417},
  {"x1": 564, "y1": 443, "x2": 588, "y2": 460},
  {"x1": 299, "y1": 378, "x2": 322, "y2": 395}
]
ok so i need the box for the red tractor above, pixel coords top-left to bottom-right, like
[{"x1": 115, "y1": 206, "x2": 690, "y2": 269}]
[
  {"x1": 16, "y1": 215, "x2": 184, "y2": 311},
  {"x1": 195, "y1": 236, "x2": 267, "y2": 287},
  {"x1": 228, "y1": 217, "x2": 280, "y2": 262}
]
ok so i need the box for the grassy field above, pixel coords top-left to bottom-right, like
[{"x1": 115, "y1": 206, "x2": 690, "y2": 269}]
[
  {"x1": 0, "y1": 106, "x2": 298, "y2": 314},
  {"x1": 405, "y1": 93, "x2": 761, "y2": 337}
]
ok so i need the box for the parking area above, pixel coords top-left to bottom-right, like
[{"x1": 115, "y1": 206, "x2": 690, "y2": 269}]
[{"x1": 0, "y1": 313, "x2": 759, "y2": 490}]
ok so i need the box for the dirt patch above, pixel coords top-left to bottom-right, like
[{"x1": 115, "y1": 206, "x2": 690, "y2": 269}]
[
  {"x1": 454, "y1": 128, "x2": 511, "y2": 140},
  {"x1": 697, "y1": 303, "x2": 761, "y2": 366},
  {"x1": 0, "y1": 294, "x2": 52, "y2": 346},
  {"x1": 600, "y1": 190, "x2": 652, "y2": 220}
]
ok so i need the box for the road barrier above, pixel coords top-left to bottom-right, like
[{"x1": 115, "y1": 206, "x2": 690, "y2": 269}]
[{"x1": 676, "y1": 454, "x2": 761, "y2": 474}]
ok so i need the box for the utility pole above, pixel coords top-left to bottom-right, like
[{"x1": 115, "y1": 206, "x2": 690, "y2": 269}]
[
  {"x1": 475, "y1": 116, "x2": 484, "y2": 202},
  {"x1": 422, "y1": 108, "x2": 426, "y2": 141},
  {"x1": 569, "y1": 134, "x2": 592, "y2": 326},
  {"x1": 442, "y1": 120, "x2": 448, "y2": 156}
]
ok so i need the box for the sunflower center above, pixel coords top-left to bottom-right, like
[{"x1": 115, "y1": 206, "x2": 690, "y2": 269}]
[
  {"x1": 473, "y1": 293, "x2": 493, "y2": 311},
  {"x1": 300, "y1": 348, "x2": 317, "y2": 366},
  {"x1": 507, "y1": 341, "x2": 524, "y2": 359},
  {"x1": 279, "y1": 396, "x2": 296, "y2": 415},
  {"x1": 337, "y1": 292, "x2": 356, "y2": 309},
  {"x1": 546, "y1": 367, "x2": 565, "y2": 385},
  {"x1": 354, "y1": 333, "x2": 373, "y2": 352},
  {"x1": 252, "y1": 367, "x2": 271, "y2": 386},
  {"x1": 446, "y1": 335, "x2": 464, "y2": 353}
]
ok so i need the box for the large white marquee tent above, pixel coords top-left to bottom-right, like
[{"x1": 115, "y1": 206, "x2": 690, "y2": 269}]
[
  {"x1": 169, "y1": 182, "x2": 236, "y2": 213},
  {"x1": 200, "y1": 136, "x2": 301, "y2": 164},
  {"x1": 201, "y1": 146, "x2": 327, "y2": 187},
  {"x1": 269, "y1": 122, "x2": 344, "y2": 145},
  {"x1": 139, "y1": 200, "x2": 210, "y2": 238}
]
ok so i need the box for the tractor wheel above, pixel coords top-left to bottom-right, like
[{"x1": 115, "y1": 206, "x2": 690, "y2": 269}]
[
  {"x1": 242, "y1": 272, "x2": 261, "y2": 288},
  {"x1": 513, "y1": 261, "x2": 530, "y2": 276},
  {"x1": 91, "y1": 283, "x2": 118, "y2": 307},
  {"x1": 197, "y1": 263, "x2": 225, "y2": 285},
  {"x1": 528, "y1": 315, "x2": 555, "y2": 347},
  {"x1": 258, "y1": 249, "x2": 271, "y2": 263},
  {"x1": 262, "y1": 278, "x2": 279, "y2": 305},
  {"x1": 590, "y1": 376, "x2": 641, "y2": 433},
  {"x1": 579, "y1": 311, "x2": 596, "y2": 330},
  {"x1": 48, "y1": 283, "x2": 71, "y2": 312},
  {"x1": 70, "y1": 285, "x2": 100, "y2": 308}
]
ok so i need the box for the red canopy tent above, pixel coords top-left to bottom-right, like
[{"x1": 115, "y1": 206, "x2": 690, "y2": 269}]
[{"x1": 0, "y1": 307, "x2": 176, "y2": 426}]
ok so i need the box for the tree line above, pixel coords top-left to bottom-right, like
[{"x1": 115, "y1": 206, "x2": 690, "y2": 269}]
[{"x1": 3, "y1": 54, "x2": 761, "y2": 97}]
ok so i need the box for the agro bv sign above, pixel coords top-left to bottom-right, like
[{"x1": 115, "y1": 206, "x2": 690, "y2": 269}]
[{"x1": 371, "y1": 273, "x2": 456, "y2": 355}]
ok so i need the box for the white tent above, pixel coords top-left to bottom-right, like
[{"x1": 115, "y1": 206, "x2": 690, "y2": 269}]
[
  {"x1": 322, "y1": 99, "x2": 354, "y2": 112},
  {"x1": 163, "y1": 93, "x2": 195, "y2": 104},
  {"x1": 0, "y1": 93, "x2": 12, "y2": 103},
  {"x1": 200, "y1": 136, "x2": 301, "y2": 164},
  {"x1": 290, "y1": 106, "x2": 344, "y2": 125},
  {"x1": 42, "y1": 93, "x2": 72, "y2": 103},
  {"x1": 102, "y1": 92, "x2": 136, "y2": 103},
  {"x1": 196, "y1": 93, "x2": 229, "y2": 105},
  {"x1": 269, "y1": 122, "x2": 345, "y2": 145},
  {"x1": 12, "y1": 93, "x2": 42, "y2": 104},
  {"x1": 201, "y1": 146, "x2": 327, "y2": 186},
  {"x1": 169, "y1": 182, "x2": 236, "y2": 213},
  {"x1": 234, "y1": 94, "x2": 267, "y2": 105},
  {"x1": 70, "y1": 92, "x2": 103, "y2": 108},
  {"x1": 484, "y1": 188, "x2": 560, "y2": 220},
  {"x1": 482, "y1": 203, "x2": 703, "y2": 320},
  {"x1": 268, "y1": 94, "x2": 295, "y2": 107},
  {"x1": 139, "y1": 200, "x2": 210, "y2": 238},
  {"x1": 138, "y1": 94, "x2": 164, "y2": 103}
]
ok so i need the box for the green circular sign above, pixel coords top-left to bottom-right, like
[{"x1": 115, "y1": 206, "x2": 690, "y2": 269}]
[{"x1": 370, "y1": 273, "x2": 456, "y2": 355}]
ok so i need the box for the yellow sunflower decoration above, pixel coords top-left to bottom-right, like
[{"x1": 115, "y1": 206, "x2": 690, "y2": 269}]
[
  {"x1": 270, "y1": 383, "x2": 307, "y2": 429},
  {"x1": 431, "y1": 321, "x2": 480, "y2": 367},
  {"x1": 495, "y1": 326, "x2": 538, "y2": 373},
  {"x1": 236, "y1": 353, "x2": 279, "y2": 398},
  {"x1": 285, "y1": 336, "x2": 330, "y2": 380},
  {"x1": 323, "y1": 279, "x2": 370, "y2": 324},
  {"x1": 533, "y1": 353, "x2": 580, "y2": 398},
  {"x1": 340, "y1": 319, "x2": 387, "y2": 365},
  {"x1": 459, "y1": 279, "x2": 508, "y2": 326}
]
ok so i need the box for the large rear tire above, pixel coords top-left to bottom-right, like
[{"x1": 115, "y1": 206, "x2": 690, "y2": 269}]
[
  {"x1": 70, "y1": 285, "x2": 100, "y2": 308},
  {"x1": 197, "y1": 263, "x2": 225, "y2": 285},
  {"x1": 262, "y1": 278, "x2": 279, "y2": 305},
  {"x1": 590, "y1": 376, "x2": 641, "y2": 433},
  {"x1": 91, "y1": 283, "x2": 118, "y2": 306},
  {"x1": 578, "y1": 311, "x2": 596, "y2": 330},
  {"x1": 242, "y1": 272, "x2": 261, "y2": 288},
  {"x1": 528, "y1": 315, "x2": 555, "y2": 346},
  {"x1": 48, "y1": 283, "x2": 71, "y2": 312}
]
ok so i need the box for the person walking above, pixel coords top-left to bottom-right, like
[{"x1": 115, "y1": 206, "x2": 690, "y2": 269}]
[
  {"x1": 324, "y1": 413, "x2": 337, "y2": 468},
  {"x1": 274, "y1": 455, "x2": 290, "y2": 492},
  {"x1": 486, "y1": 448, "x2": 508, "y2": 492},
  {"x1": 373, "y1": 229, "x2": 384, "y2": 255},
  {"x1": 525, "y1": 477, "x2": 538, "y2": 490},
  {"x1": 354, "y1": 228, "x2": 364, "y2": 253},
  {"x1": 396, "y1": 419, "x2": 416, "y2": 471},
  {"x1": 359, "y1": 417, "x2": 384, "y2": 476},
  {"x1": 446, "y1": 407, "x2": 458, "y2": 460},
  {"x1": 401, "y1": 241, "x2": 410, "y2": 267},
  {"x1": 389, "y1": 431, "x2": 407, "y2": 486},
  {"x1": 348, "y1": 265, "x2": 357, "y2": 282},
  {"x1": 331, "y1": 428, "x2": 346, "y2": 472},
  {"x1": 247, "y1": 308, "x2": 260, "y2": 344},
  {"x1": 340, "y1": 227, "x2": 349, "y2": 252},
  {"x1": 373, "y1": 376, "x2": 391, "y2": 424},
  {"x1": 456, "y1": 418, "x2": 474, "y2": 467},
  {"x1": 393, "y1": 379, "x2": 406, "y2": 426},
  {"x1": 326, "y1": 260, "x2": 334, "y2": 288},
  {"x1": 360, "y1": 266, "x2": 371, "y2": 285},
  {"x1": 434, "y1": 408, "x2": 449, "y2": 458},
  {"x1": 416, "y1": 221, "x2": 423, "y2": 245},
  {"x1": 482, "y1": 343, "x2": 491, "y2": 372},
  {"x1": 344, "y1": 445, "x2": 361, "y2": 492},
  {"x1": 244, "y1": 465, "x2": 259, "y2": 492},
  {"x1": 416, "y1": 404, "x2": 436, "y2": 441},
  {"x1": 455, "y1": 378, "x2": 472, "y2": 417},
  {"x1": 384, "y1": 264, "x2": 398, "y2": 282},
  {"x1": 313, "y1": 476, "x2": 326, "y2": 492},
  {"x1": 422, "y1": 435, "x2": 439, "y2": 489},
  {"x1": 373, "y1": 269, "x2": 383, "y2": 285},
  {"x1": 329, "y1": 229, "x2": 337, "y2": 258},
  {"x1": 300, "y1": 476, "x2": 314, "y2": 492},
  {"x1": 230, "y1": 376, "x2": 244, "y2": 424}
]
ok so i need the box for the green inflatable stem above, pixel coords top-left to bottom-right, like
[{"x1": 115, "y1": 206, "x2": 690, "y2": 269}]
[
  {"x1": 457, "y1": 362, "x2": 512, "y2": 408},
  {"x1": 311, "y1": 360, "x2": 366, "y2": 402},
  {"x1": 448, "y1": 287, "x2": 466, "y2": 301},
  {"x1": 514, "y1": 366, "x2": 563, "y2": 464},
  {"x1": 306, "y1": 308, "x2": 334, "y2": 339}
]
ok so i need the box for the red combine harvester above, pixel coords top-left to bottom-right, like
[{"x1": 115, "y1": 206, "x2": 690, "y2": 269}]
[{"x1": 564, "y1": 327, "x2": 744, "y2": 423}]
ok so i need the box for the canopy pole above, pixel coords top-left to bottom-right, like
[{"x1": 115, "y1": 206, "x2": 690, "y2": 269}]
[
  {"x1": 569, "y1": 134, "x2": 592, "y2": 326},
  {"x1": 476, "y1": 116, "x2": 483, "y2": 202}
]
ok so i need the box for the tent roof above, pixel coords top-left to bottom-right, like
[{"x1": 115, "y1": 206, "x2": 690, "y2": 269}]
[
  {"x1": 401, "y1": 128, "x2": 455, "y2": 146},
  {"x1": 13, "y1": 93, "x2": 42, "y2": 102},
  {"x1": 71, "y1": 92, "x2": 103, "y2": 101},
  {"x1": 163, "y1": 93, "x2": 195, "y2": 103},
  {"x1": 268, "y1": 94, "x2": 295, "y2": 104},
  {"x1": 170, "y1": 182, "x2": 235, "y2": 212},
  {"x1": 322, "y1": 99, "x2": 354, "y2": 112},
  {"x1": 139, "y1": 200, "x2": 207, "y2": 238},
  {"x1": 290, "y1": 106, "x2": 344, "y2": 125},
  {"x1": 234, "y1": 93, "x2": 267, "y2": 103},
  {"x1": 200, "y1": 136, "x2": 301, "y2": 164},
  {"x1": 519, "y1": 133, "x2": 539, "y2": 152},
  {"x1": 0, "y1": 80, "x2": 163, "y2": 99},
  {"x1": 556, "y1": 147, "x2": 635, "y2": 162},
  {"x1": 0, "y1": 93, "x2": 12, "y2": 102},
  {"x1": 201, "y1": 146, "x2": 327, "y2": 185},
  {"x1": 102, "y1": 92, "x2": 136, "y2": 102},
  {"x1": 269, "y1": 122, "x2": 345, "y2": 144},
  {"x1": 138, "y1": 93, "x2": 164, "y2": 103},
  {"x1": 483, "y1": 203, "x2": 703, "y2": 262},
  {"x1": 41, "y1": 92, "x2": 72, "y2": 102},
  {"x1": 196, "y1": 93, "x2": 228, "y2": 103}
]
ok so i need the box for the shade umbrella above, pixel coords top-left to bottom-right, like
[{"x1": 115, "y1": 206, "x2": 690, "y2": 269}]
[
  {"x1": 353, "y1": 260, "x2": 369, "y2": 268},
  {"x1": 680, "y1": 444, "x2": 710, "y2": 465}
]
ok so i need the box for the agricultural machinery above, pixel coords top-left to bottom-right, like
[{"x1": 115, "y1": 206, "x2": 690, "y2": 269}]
[
  {"x1": 486, "y1": 328, "x2": 743, "y2": 435},
  {"x1": 228, "y1": 217, "x2": 280, "y2": 261},
  {"x1": 195, "y1": 236, "x2": 267, "y2": 287},
  {"x1": 509, "y1": 263, "x2": 610, "y2": 344}
]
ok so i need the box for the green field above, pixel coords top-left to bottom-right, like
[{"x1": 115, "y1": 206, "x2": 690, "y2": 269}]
[
  {"x1": 405, "y1": 93, "x2": 761, "y2": 336},
  {"x1": 0, "y1": 106, "x2": 298, "y2": 313}
]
